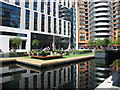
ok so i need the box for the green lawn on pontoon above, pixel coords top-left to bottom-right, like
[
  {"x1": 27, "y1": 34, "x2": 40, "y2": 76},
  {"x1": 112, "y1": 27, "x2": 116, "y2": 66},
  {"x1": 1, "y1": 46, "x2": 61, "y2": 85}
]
[{"x1": 22, "y1": 53, "x2": 94, "y2": 60}]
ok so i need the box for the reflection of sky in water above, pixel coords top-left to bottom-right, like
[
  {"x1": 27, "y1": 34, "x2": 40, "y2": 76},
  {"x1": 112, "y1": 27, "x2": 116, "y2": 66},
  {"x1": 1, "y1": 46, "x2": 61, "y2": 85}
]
[{"x1": 1, "y1": 58, "x2": 118, "y2": 89}]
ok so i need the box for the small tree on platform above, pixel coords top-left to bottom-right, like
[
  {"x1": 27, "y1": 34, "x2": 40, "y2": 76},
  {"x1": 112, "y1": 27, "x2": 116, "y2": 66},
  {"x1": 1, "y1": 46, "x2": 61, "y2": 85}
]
[
  {"x1": 10, "y1": 36, "x2": 22, "y2": 52},
  {"x1": 32, "y1": 39, "x2": 40, "y2": 49}
]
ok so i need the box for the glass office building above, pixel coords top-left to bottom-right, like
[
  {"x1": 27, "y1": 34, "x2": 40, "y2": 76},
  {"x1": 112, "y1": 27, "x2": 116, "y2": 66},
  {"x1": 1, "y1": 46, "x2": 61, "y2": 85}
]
[{"x1": 0, "y1": 0, "x2": 72, "y2": 52}]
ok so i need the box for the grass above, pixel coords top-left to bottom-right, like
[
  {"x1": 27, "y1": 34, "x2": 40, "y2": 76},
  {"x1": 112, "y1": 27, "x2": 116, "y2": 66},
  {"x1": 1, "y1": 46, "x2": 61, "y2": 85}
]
[{"x1": 22, "y1": 53, "x2": 94, "y2": 61}]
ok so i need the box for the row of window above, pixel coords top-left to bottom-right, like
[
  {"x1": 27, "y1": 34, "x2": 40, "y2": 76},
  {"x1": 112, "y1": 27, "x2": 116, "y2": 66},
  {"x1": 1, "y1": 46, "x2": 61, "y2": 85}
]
[
  {"x1": 0, "y1": 2, "x2": 71, "y2": 35},
  {"x1": 0, "y1": 2, "x2": 21, "y2": 28}
]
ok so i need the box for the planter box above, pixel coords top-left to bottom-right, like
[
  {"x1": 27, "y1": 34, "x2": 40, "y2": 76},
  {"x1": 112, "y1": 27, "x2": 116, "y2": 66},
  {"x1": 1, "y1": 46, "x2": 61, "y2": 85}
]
[
  {"x1": 95, "y1": 53, "x2": 107, "y2": 58},
  {"x1": 9, "y1": 54, "x2": 28, "y2": 57}
]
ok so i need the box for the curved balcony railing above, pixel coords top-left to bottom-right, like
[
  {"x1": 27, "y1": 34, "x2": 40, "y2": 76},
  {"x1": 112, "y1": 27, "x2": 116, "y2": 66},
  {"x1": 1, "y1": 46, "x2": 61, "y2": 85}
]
[
  {"x1": 94, "y1": 3, "x2": 109, "y2": 7},
  {"x1": 95, "y1": 23, "x2": 110, "y2": 26},
  {"x1": 95, "y1": 18, "x2": 110, "y2": 21},
  {"x1": 94, "y1": 28, "x2": 111, "y2": 31},
  {"x1": 95, "y1": 8, "x2": 110, "y2": 12},
  {"x1": 95, "y1": 13, "x2": 110, "y2": 16},
  {"x1": 94, "y1": 33, "x2": 111, "y2": 36}
]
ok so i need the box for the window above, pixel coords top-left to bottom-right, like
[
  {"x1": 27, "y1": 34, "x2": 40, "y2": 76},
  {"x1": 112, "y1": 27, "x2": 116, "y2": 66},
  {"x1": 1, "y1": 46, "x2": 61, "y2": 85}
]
[
  {"x1": 41, "y1": 0, "x2": 44, "y2": 13},
  {"x1": 64, "y1": 21, "x2": 66, "y2": 35},
  {"x1": 54, "y1": 18, "x2": 56, "y2": 33},
  {"x1": 59, "y1": 20, "x2": 62, "y2": 34},
  {"x1": 34, "y1": 12, "x2": 38, "y2": 30},
  {"x1": 0, "y1": 2, "x2": 21, "y2": 28},
  {"x1": 48, "y1": 16, "x2": 51, "y2": 33},
  {"x1": 25, "y1": 10, "x2": 30, "y2": 29},
  {"x1": 53, "y1": 2, "x2": 56, "y2": 16},
  {"x1": 68, "y1": 22, "x2": 70, "y2": 35},
  {"x1": 41, "y1": 14, "x2": 45, "y2": 32},
  {"x1": 80, "y1": 33, "x2": 85, "y2": 41},
  {"x1": 33, "y1": 0, "x2": 37, "y2": 10},
  {"x1": 47, "y1": 0, "x2": 50, "y2": 15},
  {"x1": 25, "y1": 0, "x2": 29, "y2": 8},
  {"x1": 15, "y1": 0, "x2": 20, "y2": 5}
]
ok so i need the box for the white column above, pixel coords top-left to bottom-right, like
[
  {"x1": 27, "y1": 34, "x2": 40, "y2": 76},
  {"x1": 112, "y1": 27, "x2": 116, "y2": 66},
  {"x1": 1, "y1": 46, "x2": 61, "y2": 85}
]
[
  {"x1": 56, "y1": 18, "x2": 59, "y2": 34},
  {"x1": 38, "y1": 12, "x2": 41, "y2": 32},
  {"x1": 26, "y1": 31, "x2": 31, "y2": 51},
  {"x1": 20, "y1": 7, "x2": 25, "y2": 29},
  {"x1": 29, "y1": 11, "x2": 34, "y2": 31},
  {"x1": 61, "y1": 20, "x2": 64, "y2": 35},
  {"x1": 75, "y1": 0, "x2": 79, "y2": 50}
]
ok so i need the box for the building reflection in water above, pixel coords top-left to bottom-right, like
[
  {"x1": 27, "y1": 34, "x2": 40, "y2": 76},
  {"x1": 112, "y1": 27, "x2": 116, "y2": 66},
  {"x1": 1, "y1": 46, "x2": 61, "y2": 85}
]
[
  {"x1": 77, "y1": 58, "x2": 117, "y2": 88},
  {"x1": 1, "y1": 58, "x2": 119, "y2": 89},
  {"x1": 1, "y1": 63, "x2": 77, "y2": 89}
]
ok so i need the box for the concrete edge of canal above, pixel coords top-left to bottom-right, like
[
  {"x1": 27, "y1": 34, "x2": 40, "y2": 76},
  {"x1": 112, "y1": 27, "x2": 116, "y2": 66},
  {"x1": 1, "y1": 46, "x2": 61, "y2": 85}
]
[{"x1": 0, "y1": 55, "x2": 95, "y2": 68}]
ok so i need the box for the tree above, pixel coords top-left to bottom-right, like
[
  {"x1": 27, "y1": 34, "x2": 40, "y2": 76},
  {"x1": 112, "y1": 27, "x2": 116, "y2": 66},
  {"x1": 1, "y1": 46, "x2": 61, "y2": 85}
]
[
  {"x1": 110, "y1": 38, "x2": 120, "y2": 45},
  {"x1": 32, "y1": 39, "x2": 40, "y2": 49},
  {"x1": 88, "y1": 39, "x2": 95, "y2": 46},
  {"x1": 10, "y1": 36, "x2": 22, "y2": 52}
]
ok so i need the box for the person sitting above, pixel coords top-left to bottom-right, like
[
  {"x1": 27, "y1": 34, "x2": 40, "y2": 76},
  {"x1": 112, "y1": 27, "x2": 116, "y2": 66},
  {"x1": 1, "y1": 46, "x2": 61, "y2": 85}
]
[{"x1": 41, "y1": 51, "x2": 47, "y2": 56}]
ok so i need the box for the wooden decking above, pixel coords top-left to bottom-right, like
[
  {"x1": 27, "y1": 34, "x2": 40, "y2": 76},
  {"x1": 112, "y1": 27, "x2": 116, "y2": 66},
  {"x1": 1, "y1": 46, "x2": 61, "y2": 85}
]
[{"x1": 0, "y1": 55, "x2": 94, "y2": 67}]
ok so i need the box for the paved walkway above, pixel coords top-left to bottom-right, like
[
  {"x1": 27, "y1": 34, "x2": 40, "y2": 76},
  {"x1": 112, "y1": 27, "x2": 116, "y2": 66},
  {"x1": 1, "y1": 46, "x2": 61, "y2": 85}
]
[
  {"x1": 95, "y1": 68, "x2": 120, "y2": 90},
  {"x1": 0, "y1": 55, "x2": 94, "y2": 67}
]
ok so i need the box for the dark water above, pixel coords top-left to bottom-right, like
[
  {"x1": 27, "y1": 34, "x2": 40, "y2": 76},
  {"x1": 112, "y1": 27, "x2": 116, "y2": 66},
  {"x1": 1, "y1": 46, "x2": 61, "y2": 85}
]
[{"x1": 0, "y1": 58, "x2": 113, "y2": 89}]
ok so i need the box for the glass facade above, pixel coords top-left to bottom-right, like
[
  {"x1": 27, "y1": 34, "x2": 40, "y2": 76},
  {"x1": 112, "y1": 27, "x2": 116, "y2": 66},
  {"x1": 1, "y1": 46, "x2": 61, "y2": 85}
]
[
  {"x1": 41, "y1": 1, "x2": 44, "y2": 13},
  {"x1": 53, "y1": 2, "x2": 56, "y2": 16},
  {"x1": 48, "y1": 16, "x2": 51, "y2": 33},
  {"x1": 25, "y1": 0, "x2": 29, "y2": 8},
  {"x1": 41, "y1": 14, "x2": 45, "y2": 32},
  {"x1": 54, "y1": 18, "x2": 56, "y2": 33},
  {"x1": 15, "y1": 0, "x2": 20, "y2": 5},
  {"x1": 64, "y1": 21, "x2": 66, "y2": 35},
  {"x1": 47, "y1": 0, "x2": 50, "y2": 15},
  {"x1": 34, "y1": 12, "x2": 38, "y2": 31},
  {"x1": 0, "y1": 2, "x2": 21, "y2": 28},
  {"x1": 25, "y1": 10, "x2": 30, "y2": 29},
  {"x1": 33, "y1": 0, "x2": 37, "y2": 11},
  {"x1": 59, "y1": 20, "x2": 61, "y2": 34}
]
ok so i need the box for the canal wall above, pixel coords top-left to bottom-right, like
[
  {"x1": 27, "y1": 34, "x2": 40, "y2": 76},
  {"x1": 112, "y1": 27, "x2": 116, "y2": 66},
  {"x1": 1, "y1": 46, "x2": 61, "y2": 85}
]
[
  {"x1": 0, "y1": 55, "x2": 94, "y2": 68},
  {"x1": 95, "y1": 50, "x2": 120, "y2": 64}
]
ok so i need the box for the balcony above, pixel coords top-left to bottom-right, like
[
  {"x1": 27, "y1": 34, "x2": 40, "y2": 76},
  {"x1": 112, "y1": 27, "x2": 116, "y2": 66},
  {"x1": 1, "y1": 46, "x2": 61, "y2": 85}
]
[
  {"x1": 95, "y1": 23, "x2": 110, "y2": 26},
  {"x1": 94, "y1": 3, "x2": 109, "y2": 7},
  {"x1": 95, "y1": 8, "x2": 109, "y2": 12},
  {"x1": 95, "y1": 13, "x2": 110, "y2": 16},
  {"x1": 94, "y1": 28, "x2": 111, "y2": 31},
  {"x1": 95, "y1": 18, "x2": 110, "y2": 21},
  {"x1": 94, "y1": 33, "x2": 111, "y2": 36}
]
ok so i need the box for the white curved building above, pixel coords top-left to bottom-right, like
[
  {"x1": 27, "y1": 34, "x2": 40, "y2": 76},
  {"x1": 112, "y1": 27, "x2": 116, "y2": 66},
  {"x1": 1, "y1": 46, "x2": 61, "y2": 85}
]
[{"x1": 89, "y1": 0, "x2": 113, "y2": 40}]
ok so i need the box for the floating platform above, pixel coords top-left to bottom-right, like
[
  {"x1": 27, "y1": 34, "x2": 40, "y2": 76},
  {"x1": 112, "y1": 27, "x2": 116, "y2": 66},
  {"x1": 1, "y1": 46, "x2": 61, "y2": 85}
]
[{"x1": 0, "y1": 55, "x2": 94, "y2": 68}]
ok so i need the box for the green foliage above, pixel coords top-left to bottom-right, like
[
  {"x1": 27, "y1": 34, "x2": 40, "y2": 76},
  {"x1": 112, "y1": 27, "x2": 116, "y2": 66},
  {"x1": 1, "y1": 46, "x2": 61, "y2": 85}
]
[
  {"x1": 10, "y1": 36, "x2": 22, "y2": 49},
  {"x1": 70, "y1": 50, "x2": 92, "y2": 53},
  {"x1": 32, "y1": 39, "x2": 40, "y2": 49},
  {"x1": 95, "y1": 50, "x2": 105, "y2": 53},
  {"x1": 9, "y1": 52, "x2": 27, "y2": 55},
  {"x1": 88, "y1": 39, "x2": 95, "y2": 45},
  {"x1": 111, "y1": 38, "x2": 120, "y2": 45},
  {"x1": 88, "y1": 38, "x2": 112, "y2": 46}
]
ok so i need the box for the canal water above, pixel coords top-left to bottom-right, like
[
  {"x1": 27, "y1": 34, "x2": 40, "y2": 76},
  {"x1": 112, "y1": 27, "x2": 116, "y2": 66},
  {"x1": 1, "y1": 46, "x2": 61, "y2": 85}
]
[{"x1": 0, "y1": 58, "x2": 117, "y2": 89}]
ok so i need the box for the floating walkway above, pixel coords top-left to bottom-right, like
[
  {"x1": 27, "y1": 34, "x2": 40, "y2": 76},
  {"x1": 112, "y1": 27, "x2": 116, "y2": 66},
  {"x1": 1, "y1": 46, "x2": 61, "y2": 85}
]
[{"x1": 0, "y1": 55, "x2": 94, "y2": 67}]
